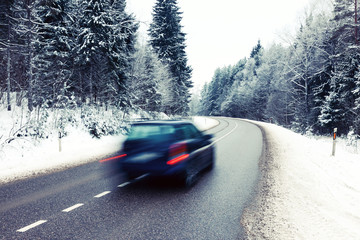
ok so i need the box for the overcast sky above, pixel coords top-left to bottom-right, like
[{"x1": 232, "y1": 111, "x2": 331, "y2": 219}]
[{"x1": 126, "y1": 0, "x2": 314, "y2": 92}]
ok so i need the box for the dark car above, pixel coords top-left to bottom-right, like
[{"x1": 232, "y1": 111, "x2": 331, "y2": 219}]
[{"x1": 116, "y1": 120, "x2": 214, "y2": 187}]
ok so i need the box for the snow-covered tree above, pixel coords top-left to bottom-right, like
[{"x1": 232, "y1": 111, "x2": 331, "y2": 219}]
[
  {"x1": 10, "y1": 0, "x2": 44, "y2": 111},
  {"x1": 129, "y1": 44, "x2": 162, "y2": 112},
  {"x1": 75, "y1": 0, "x2": 113, "y2": 104},
  {"x1": 33, "y1": 0, "x2": 75, "y2": 108},
  {"x1": 198, "y1": 58, "x2": 247, "y2": 117},
  {"x1": 257, "y1": 44, "x2": 290, "y2": 125},
  {"x1": 149, "y1": 0, "x2": 192, "y2": 115},
  {"x1": 319, "y1": 0, "x2": 359, "y2": 135},
  {"x1": 75, "y1": 0, "x2": 138, "y2": 108},
  {"x1": 105, "y1": 0, "x2": 138, "y2": 109},
  {"x1": 0, "y1": 0, "x2": 14, "y2": 111},
  {"x1": 217, "y1": 42, "x2": 264, "y2": 120},
  {"x1": 319, "y1": 86, "x2": 344, "y2": 132},
  {"x1": 353, "y1": 68, "x2": 360, "y2": 135},
  {"x1": 153, "y1": 52, "x2": 173, "y2": 112},
  {"x1": 286, "y1": 12, "x2": 333, "y2": 132}
]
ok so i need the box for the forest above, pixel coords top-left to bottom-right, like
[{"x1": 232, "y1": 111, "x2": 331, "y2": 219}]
[
  {"x1": 1, "y1": 0, "x2": 360, "y2": 144},
  {"x1": 198, "y1": 0, "x2": 360, "y2": 137},
  {"x1": 0, "y1": 0, "x2": 192, "y2": 141}
]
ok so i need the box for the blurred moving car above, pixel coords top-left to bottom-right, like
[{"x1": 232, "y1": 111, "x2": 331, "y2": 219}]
[{"x1": 115, "y1": 120, "x2": 214, "y2": 187}]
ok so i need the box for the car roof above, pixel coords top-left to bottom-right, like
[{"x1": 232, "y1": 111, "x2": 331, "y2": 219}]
[{"x1": 131, "y1": 120, "x2": 193, "y2": 126}]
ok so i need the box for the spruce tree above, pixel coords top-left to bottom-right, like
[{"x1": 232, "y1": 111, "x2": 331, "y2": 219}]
[
  {"x1": 34, "y1": 0, "x2": 74, "y2": 108},
  {"x1": 76, "y1": 0, "x2": 113, "y2": 104},
  {"x1": 75, "y1": 0, "x2": 138, "y2": 108},
  {"x1": 129, "y1": 44, "x2": 161, "y2": 112},
  {"x1": 0, "y1": 0, "x2": 14, "y2": 111},
  {"x1": 321, "y1": 0, "x2": 359, "y2": 135},
  {"x1": 353, "y1": 68, "x2": 360, "y2": 135},
  {"x1": 107, "y1": 0, "x2": 138, "y2": 109},
  {"x1": 10, "y1": 0, "x2": 43, "y2": 111},
  {"x1": 149, "y1": 0, "x2": 192, "y2": 115}
]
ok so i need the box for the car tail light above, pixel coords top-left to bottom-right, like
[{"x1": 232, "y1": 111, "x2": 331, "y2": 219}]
[
  {"x1": 99, "y1": 154, "x2": 127, "y2": 163},
  {"x1": 167, "y1": 142, "x2": 189, "y2": 165}
]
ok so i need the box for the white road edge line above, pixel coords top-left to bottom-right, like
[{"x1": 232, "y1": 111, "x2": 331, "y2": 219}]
[
  {"x1": 17, "y1": 220, "x2": 47, "y2": 232},
  {"x1": 62, "y1": 203, "x2": 84, "y2": 213},
  {"x1": 212, "y1": 121, "x2": 238, "y2": 145},
  {"x1": 135, "y1": 173, "x2": 150, "y2": 180},
  {"x1": 94, "y1": 191, "x2": 111, "y2": 198},
  {"x1": 118, "y1": 182, "x2": 130, "y2": 188}
]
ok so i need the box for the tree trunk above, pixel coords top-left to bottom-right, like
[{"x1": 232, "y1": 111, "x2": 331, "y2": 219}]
[
  {"x1": 26, "y1": 0, "x2": 33, "y2": 112},
  {"x1": 80, "y1": 71, "x2": 85, "y2": 104},
  {"x1": 6, "y1": 11, "x2": 11, "y2": 111},
  {"x1": 89, "y1": 64, "x2": 93, "y2": 104},
  {"x1": 7, "y1": 43, "x2": 11, "y2": 111},
  {"x1": 27, "y1": 41, "x2": 34, "y2": 112}
]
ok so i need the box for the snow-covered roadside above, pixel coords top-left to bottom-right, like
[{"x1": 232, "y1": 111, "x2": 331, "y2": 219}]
[
  {"x1": 0, "y1": 128, "x2": 125, "y2": 184},
  {"x1": 241, "y1": 121, "x2": 360, "y2": 240},
  {"x1": 0, "y1": 117, "x2": 218, "y2": 185},
  {"x1": 192, "y1": 116, "x2": 219, "y2": 131}
]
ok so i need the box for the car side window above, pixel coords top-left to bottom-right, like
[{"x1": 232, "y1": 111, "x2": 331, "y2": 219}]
[
  {"x1": 175, "y1": 127, "x2": 186, "y2": 141},
  {"x1": 183, "y1": 124, "x2": 202, "y2": 139}
]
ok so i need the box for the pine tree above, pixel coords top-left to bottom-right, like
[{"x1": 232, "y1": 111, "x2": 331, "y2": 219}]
[
  {"x1": 11, "y1": 0, "x2": 43, "y2": 111},
  {"x1": 311, "y1": 22, "x2": 333, "y2": 134},
  {"x1": 318, "y1": 86, "x2": 344, "y2": 133},
  {"x1": 129, "y1": 44, "x2": 162, "y2": 112},
  {"x1": 250, "y1": 40, "x2": 262, "y2": 68},
  {"x1": 257, "y1": 44, "x2": 289, "y2": 125},
  {"x1": 321, "y1": 0, "x2": 359, "y2": 135},
  {"x1": 76, "y1": 0, "x2": 113, "y2": 104},
  {"x1": 75, "y1": 0, "x2": 138, "y2": 108},
  {"x1": 199, "y1": 82, "x2": 211, "y2": 116},
  {"x1": 248, "y1": 41, "x2": 266, "y2": 120},
  {"x1": 34, "y1": 0, "x2": 75, "y2": 108},
  {"x1": 0, "y1": 0, "x2": 14, "y2": 111},
  {"x1": 353, "y1": 68, "x2": 360, "y2": 135},
  {"x1": 285, "y1": 12, "x2": 334, "y2": 133},
  {"x1": 149, "y1": 0, "x2": 192, "y2": 115},
  {"x1": 106, "y1": 0, "x2": 138, "y2": 109}
]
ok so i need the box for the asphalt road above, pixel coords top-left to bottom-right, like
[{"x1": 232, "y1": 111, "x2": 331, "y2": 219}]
[{"x1": 0, "y1": 118, "x2": 263, "y2": 239}]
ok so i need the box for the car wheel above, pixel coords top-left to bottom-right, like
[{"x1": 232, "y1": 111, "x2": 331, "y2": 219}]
[
  {"x1": 205, "y1": 149, "x2": 215, "y2": 171},
  {"x1": 206, "y1": 160, "x2": 214, "y2": 171},
  {"x1": 183, "y1": 167, "x2": 198, "y2": 187}
]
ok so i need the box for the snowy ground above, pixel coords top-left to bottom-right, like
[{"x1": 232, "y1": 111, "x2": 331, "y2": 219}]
[
  {"x1": 0, "y1": 115, "x2": 359, "y2": 239},
  {"x1": 242, "y1": 120, "x2": 360, "y2": 240},
  {"x1": 0, "y1": 127, "x2": 126, "y2": 184}
]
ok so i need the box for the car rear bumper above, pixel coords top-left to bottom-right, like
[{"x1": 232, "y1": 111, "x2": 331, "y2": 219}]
[{"x1": 120, "y1": 160, "x2": 187, "y2": 177}]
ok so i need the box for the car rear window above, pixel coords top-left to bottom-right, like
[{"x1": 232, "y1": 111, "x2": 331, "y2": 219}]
[{"x1": 127, "y1": 124, "x2": 175, "y2": 141}]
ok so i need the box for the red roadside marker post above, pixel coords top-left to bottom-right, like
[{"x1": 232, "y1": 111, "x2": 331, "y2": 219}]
[{"x1": 332, "y1": 128, "x2": 337, "y2": 156}]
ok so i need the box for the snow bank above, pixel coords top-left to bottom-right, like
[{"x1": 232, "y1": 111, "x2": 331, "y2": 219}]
[
  {"x1": 242, "y1": 121, "x2": 360, "y2": 240},
  {"x1": 0, "y1": 127, "x2": 125, "y2": 184}
]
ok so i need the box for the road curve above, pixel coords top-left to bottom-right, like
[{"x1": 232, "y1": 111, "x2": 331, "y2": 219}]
[{"x1": 0, "y1": 118, "x2": 263, "y2": 239}]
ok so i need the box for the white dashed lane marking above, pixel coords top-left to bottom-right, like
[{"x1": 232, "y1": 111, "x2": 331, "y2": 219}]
[
  {"x1": 17, "y1": 220, "x2": 47, "y2": 232},
  {"x1": 62, "y1": 203, "x2": 84, "y2": 213},
  {"x1": 13, "y1": 178, "x2": 143, "y2": 234},
  {"x1": 94, "y1": 191, "x2": 111, "y2": 198}
]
